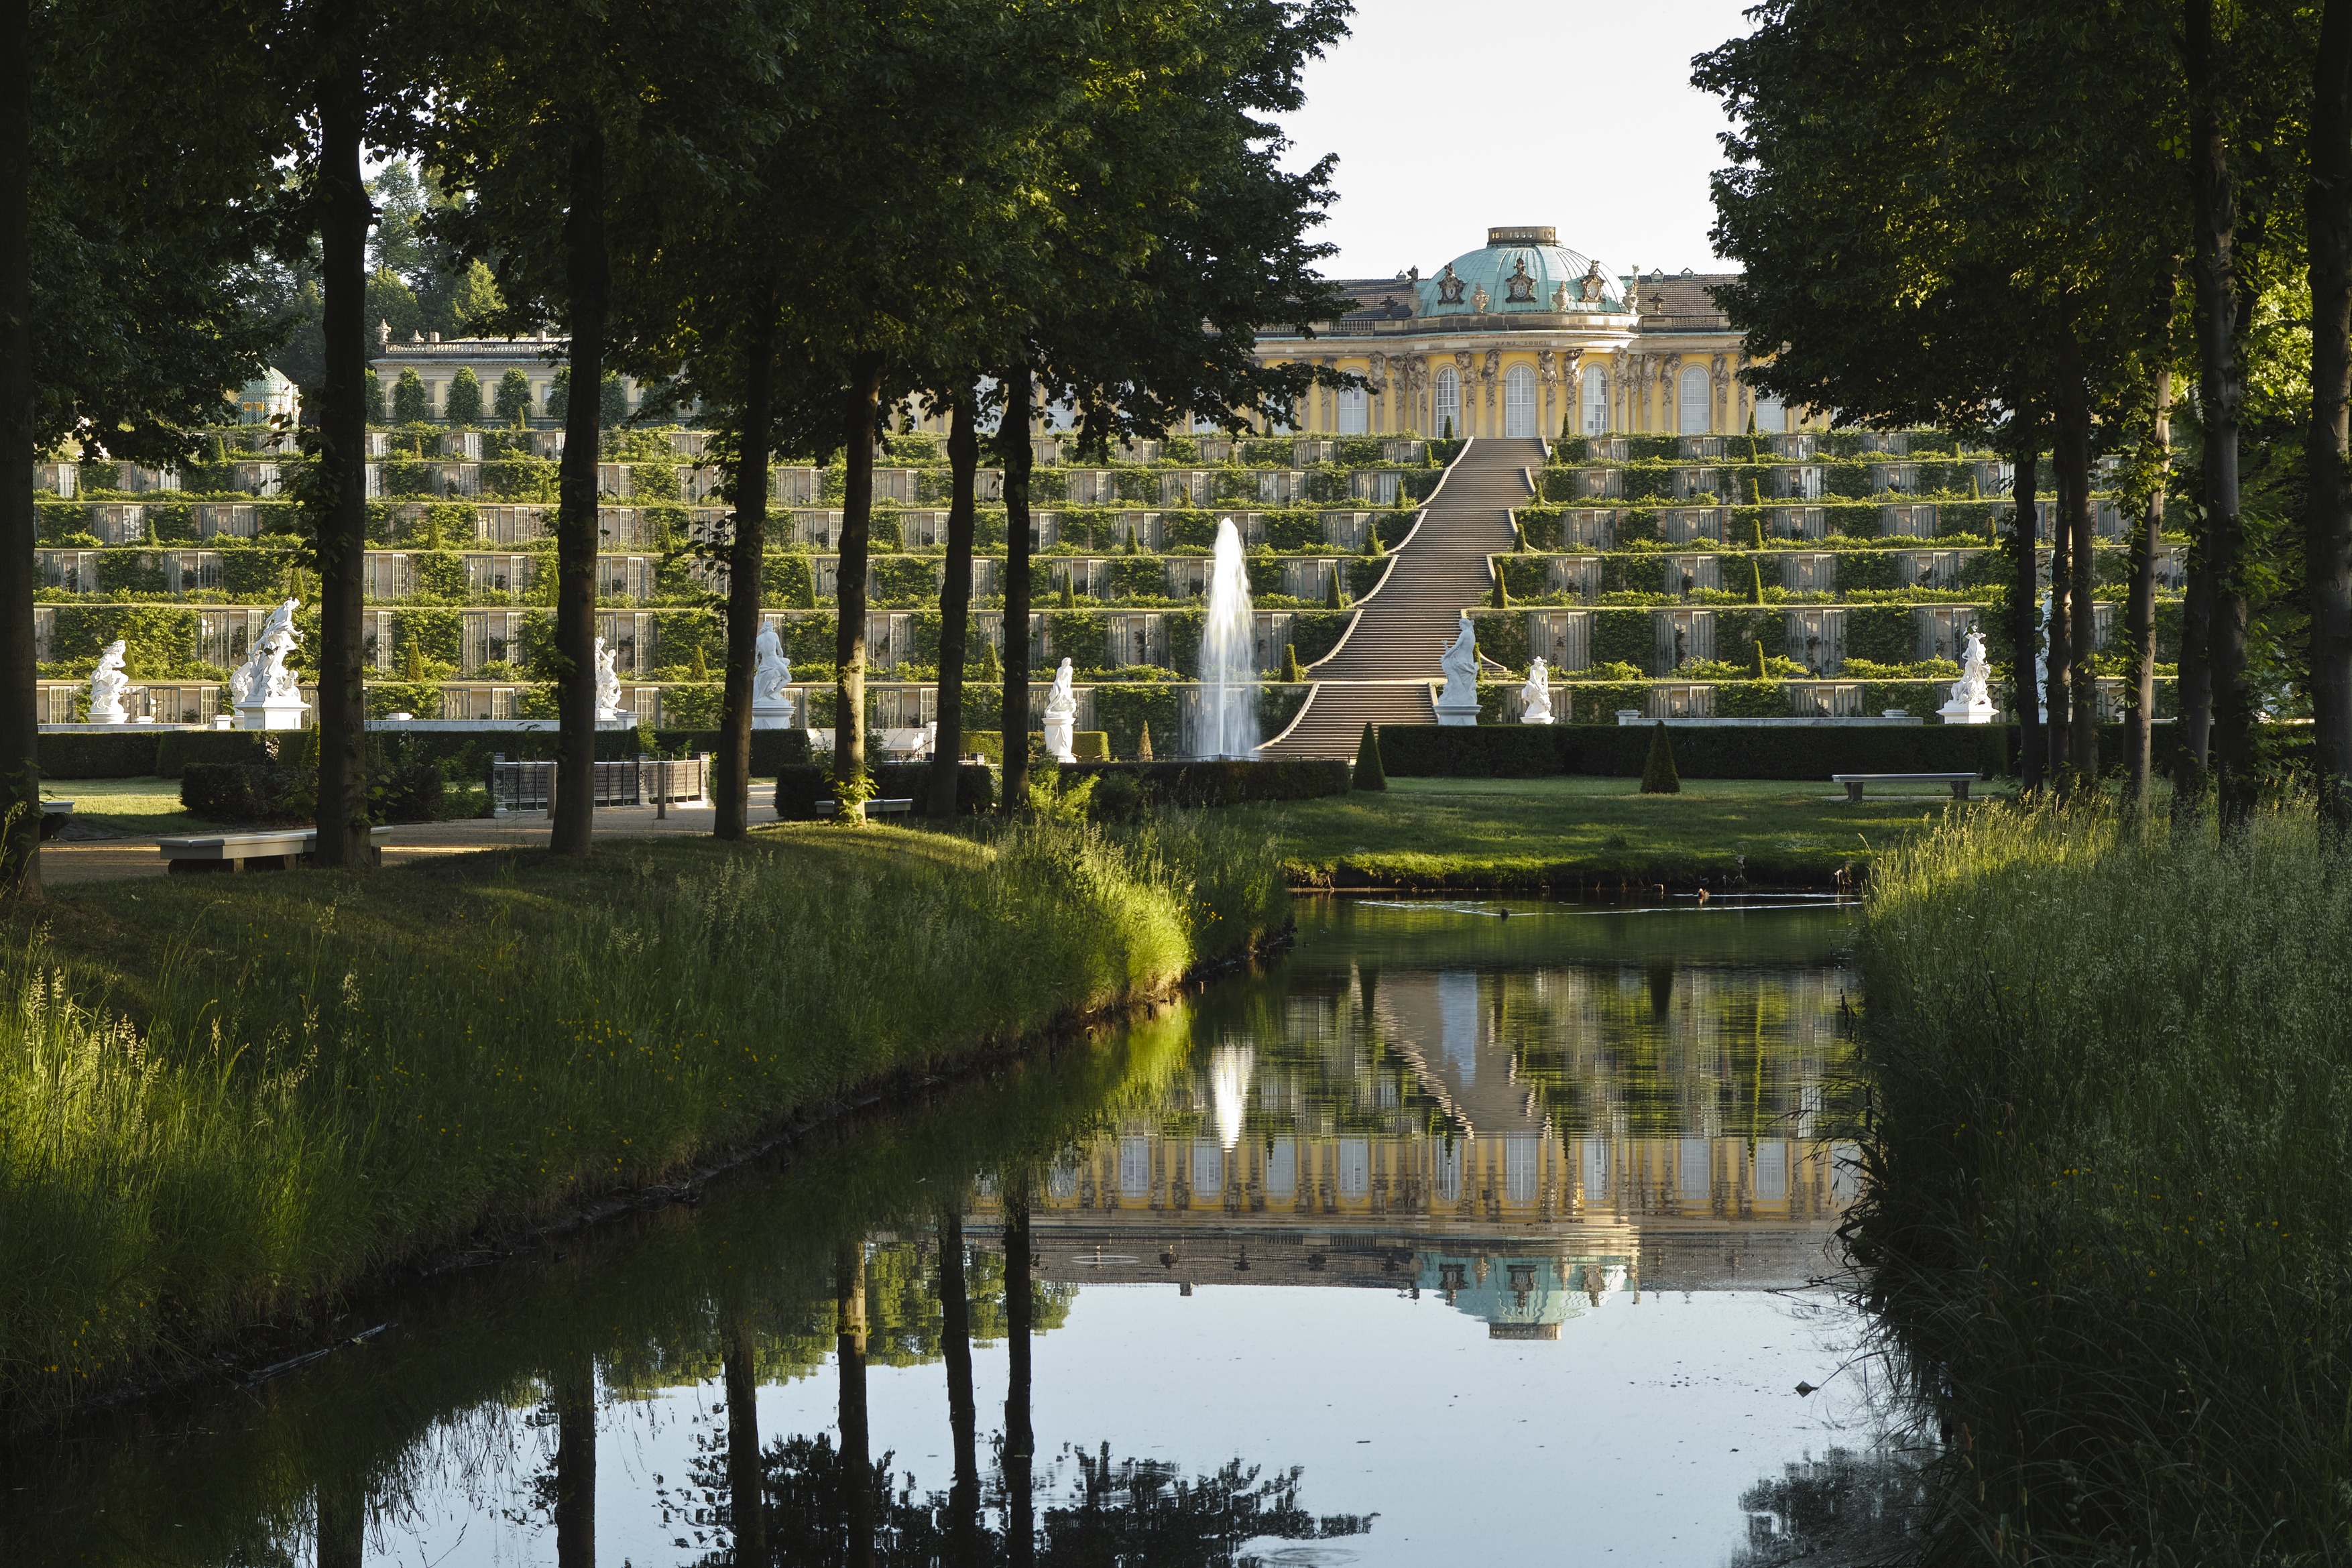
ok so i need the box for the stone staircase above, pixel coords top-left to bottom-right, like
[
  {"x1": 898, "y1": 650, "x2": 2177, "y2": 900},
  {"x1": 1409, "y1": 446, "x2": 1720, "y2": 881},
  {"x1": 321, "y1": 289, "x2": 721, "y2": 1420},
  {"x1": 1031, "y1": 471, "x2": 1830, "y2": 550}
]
[{"x1": 1262, "y1": 437, "x2": 1540, "y2": 760}]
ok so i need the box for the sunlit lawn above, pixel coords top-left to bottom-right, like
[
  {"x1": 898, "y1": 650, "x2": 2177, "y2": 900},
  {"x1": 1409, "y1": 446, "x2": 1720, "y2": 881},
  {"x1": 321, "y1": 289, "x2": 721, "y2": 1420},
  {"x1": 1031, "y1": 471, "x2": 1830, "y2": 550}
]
[
  {"x1": 40, "y1": 776, "x2": 241, "y2": 837},
  {"x1": 1262, "y1": 774, "x2": 2016, "y2": 886}
]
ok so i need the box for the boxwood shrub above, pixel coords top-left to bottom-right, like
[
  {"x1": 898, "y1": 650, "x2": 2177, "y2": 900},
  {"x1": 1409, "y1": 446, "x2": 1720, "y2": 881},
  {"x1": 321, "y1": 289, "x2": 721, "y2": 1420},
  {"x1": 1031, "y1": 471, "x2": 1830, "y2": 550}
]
[{"x1": 1372, "y1": 722, "x2": 2007, "y2": 780}]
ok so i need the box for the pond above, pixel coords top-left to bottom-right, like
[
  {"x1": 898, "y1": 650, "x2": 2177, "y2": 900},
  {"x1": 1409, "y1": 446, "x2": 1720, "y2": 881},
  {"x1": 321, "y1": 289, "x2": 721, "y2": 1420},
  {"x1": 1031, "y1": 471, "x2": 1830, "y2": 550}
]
[{"x1": 5, "y1": 894, "x2": 1881, "y2": 1567}]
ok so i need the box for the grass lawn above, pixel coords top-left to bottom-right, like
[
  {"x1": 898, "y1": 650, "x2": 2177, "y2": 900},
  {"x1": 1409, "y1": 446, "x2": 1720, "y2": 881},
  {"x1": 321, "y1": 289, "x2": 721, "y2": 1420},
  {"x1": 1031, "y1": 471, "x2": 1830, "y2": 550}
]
[
  {"x1": 40, "y1": 776, "x2": 241, "y2": 837},
  {"x1": 1261, "y1": 775, "x2": 2016, "y2": 887}
]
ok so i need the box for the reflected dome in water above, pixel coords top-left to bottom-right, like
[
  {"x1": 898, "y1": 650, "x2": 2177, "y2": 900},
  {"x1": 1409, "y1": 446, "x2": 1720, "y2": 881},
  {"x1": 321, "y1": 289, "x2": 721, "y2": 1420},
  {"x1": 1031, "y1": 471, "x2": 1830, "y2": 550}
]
[{"x1": 1424, "y1": 1254, "x2": 1632, "y2": 1339}]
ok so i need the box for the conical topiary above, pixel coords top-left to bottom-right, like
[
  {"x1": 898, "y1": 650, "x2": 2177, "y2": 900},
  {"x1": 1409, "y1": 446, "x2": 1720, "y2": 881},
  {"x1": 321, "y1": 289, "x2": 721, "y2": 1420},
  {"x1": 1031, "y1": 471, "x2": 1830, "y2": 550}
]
[
  {"x1": 691, "y1": 644, "x2": 709, "y2": 682},
  {"x1": 1492, "y1": 574, "x2": 1510, "y2": 608},
  {"x1": 1060, "y1": 575, "x2": 1077, "y2": 609},
  {"x1": 1136, "y1": 722, "x2": 1155, "y2": 760},
  {"x1": 1751, "y1": 639, "x2": 1768, "y2": 679},
  {"x1": 1325, "y1": 570, "x2": 1344, "y2": 609},
  {"x1": 979, "y1": 640, "x2": 1001, "y2": 682},
  {"x1": 1747, "y1": 558, "x2": 1764, "y2": 603},
  {"x1": 1353, "y1": 722, "x2": 1387, "y2": 790},
  {"x1": 1640, "y1": 720, "x2": 1682, "y2": 794},
  {"x1": 1281, "y1": 642, "x2": 1304, "y2": 682},
  {"x1": 797, "y1": 562, "x2": 818, "y2": 609},
  {"x1": 1126, "y1": 524, "x2": 1140, "y2": 553}
]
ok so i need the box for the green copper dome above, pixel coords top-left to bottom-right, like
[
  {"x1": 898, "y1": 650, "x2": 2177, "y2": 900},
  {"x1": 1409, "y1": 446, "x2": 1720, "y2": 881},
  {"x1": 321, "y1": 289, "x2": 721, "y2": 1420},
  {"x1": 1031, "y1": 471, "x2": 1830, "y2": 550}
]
[{"x1": 1415, "y1": 227, "x2": 1623, "y2": 316}]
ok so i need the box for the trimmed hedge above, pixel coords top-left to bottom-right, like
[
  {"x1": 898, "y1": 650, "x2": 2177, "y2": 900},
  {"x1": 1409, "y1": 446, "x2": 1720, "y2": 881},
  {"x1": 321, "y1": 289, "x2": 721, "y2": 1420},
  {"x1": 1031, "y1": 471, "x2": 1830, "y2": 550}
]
[
  {"x1": 772, "y1": 761, "x2": 995, "y2": 819},
  {"x1": 1374, "y1": 723, "x2": 2008, "y2": 780},
  {"x1": 37, "y1": 731, "x2": 164, "y2": 779},
  {"x1": 180, "y1": 763, "x2": 312, "y2": 823},
  {"x1": 1055, "y1": 758, "x2": 1348, "y2": 806}
]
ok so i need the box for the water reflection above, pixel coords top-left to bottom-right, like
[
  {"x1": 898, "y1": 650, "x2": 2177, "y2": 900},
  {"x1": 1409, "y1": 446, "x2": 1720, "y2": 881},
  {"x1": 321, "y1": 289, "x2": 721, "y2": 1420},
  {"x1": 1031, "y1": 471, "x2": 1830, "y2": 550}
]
[{"x1": 2, "y1": 895, "x2": 1868, "y2": 1567}]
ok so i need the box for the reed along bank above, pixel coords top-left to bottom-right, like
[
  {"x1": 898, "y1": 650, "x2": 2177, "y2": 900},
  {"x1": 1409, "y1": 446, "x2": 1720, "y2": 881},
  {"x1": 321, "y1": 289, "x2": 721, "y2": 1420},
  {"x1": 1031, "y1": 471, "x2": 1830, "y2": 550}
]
[
  {"x1": 1850, "y1": 802, "x2": 2352, "y2": 1565},
  {"x1": 0, "y1": 815, "x2": 1287, "y2": 1423}
]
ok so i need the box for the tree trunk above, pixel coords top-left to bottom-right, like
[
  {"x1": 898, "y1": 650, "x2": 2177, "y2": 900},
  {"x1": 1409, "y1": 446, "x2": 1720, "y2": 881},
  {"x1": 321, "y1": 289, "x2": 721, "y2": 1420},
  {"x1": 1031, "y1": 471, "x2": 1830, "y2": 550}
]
[
  {"x1": 2127, "y1": 368, "x2": 2172, "y2": 811},
  {"x1": 315, "y1": 1478, "x2": 365, "y2": 1568},
  {"x1": 833, "y1": 352, "x2": 884, "y2": 814},
  {"x1": 0, "y1": 0, "x2": 38, "y2": 896},
  {"x1": 718, "y1": 284, "x2": 774, "y2": 841},
  {"x1": 1002, "y1": 1179, "x2": 1035, "y2": 1568},
  {"x1": 2044, "y1": 443, "x2": 2072, "y2": 783},
  {"x1": 937, "y1": 1205, "x2": 980, "y2": 1555},
  {"x1": 836, "y1": 1241, "x2": 874, "y2": 1568},
  {"x1": 724, "y1": 1314, "x2": 766, "y2": 1567},
  {"x1": 2011, "y1": 410, "x2": 2045, "y2": 790},
  {"x1": 2188, "y1": 0, "x2": 2253, "y2": 833},
  {"x1": 552, "y1": 117, "x2": 607, "y2": 858},
  {"x1": 999, "y1": 363, "x2": 1034, "y2": 814},
  {"x1": 2057, "y1": 333, "x2": 2099, "y2": 782},
  {"x1": 927, "y1": 386, "x2": 978, "y2": 820},
  {"x1": 310, "y1": 34, "x2": 371, "y2": 867},
  {"x1": 554, "y1": 1351, "x2": 597, "y2": 1568},
  {"x1": 2310, "y1": 0, "x2": 2352, "y2": 833}
]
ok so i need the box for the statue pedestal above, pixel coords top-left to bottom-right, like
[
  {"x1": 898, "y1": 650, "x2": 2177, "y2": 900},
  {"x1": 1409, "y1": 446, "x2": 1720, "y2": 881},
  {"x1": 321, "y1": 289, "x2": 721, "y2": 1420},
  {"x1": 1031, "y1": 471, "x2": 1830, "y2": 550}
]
[
  {"x1": 1043, "y1": 715, "x2": 1076, "y2": 762},
  {"x1": 752, "y1": 696, "x2": 794, "y2": 731},
  {"x1": 1433, "y1": 695, "x2": 1480, "y2": 727},
  {"x1": 86, "y1": 697, "x2": 128, "y2": 725},
  {"x1": 1938, "y1": 694, "x2": 1996, "y2": 725},
  {"x1": 236, "y1": 695, "x2": 308, "y2": 731},
  {"x1": 1519, "y1": 713, "x2": 1553, "y2": 725}
]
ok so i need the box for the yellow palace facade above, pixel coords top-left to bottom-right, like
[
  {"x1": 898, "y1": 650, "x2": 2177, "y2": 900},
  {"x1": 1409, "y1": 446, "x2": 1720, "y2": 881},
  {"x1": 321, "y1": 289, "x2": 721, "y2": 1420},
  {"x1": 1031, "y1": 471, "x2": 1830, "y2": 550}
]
[{"x1": 1253, "y1": 224, "x2": 1818, "y2": 440}]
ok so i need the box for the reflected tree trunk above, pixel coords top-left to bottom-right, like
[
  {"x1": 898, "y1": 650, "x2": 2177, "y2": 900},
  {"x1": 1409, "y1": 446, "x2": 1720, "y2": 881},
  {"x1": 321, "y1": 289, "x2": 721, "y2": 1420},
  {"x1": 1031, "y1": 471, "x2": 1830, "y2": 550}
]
[
  {"x1": 316, "y1": 1477, "x2": 364, "y2": 1568},
  {"x1": 937, "y1": 1204, "x2": 980, "y2": 1559},
  {"x1": 554, "y1": 1350, "x2": 597, "y2": 1568},
  {"x1": 1003, "y1": 1179, "x2": 1035, "y2": 1568},
  {"x1": 837, "y1": 1242, "x2": 874, "y2": 1568},
  {"x1": 725, "y1": 1314, "x2": 766, "y2": 1568}
]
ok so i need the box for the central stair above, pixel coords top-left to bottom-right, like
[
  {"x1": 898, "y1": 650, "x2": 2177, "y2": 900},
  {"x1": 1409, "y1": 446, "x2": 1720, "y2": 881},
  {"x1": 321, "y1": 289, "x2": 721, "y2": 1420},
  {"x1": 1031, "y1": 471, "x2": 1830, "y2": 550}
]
[{"x1": 1262, "y1": 437, "x2": 1541, "y2": 760}]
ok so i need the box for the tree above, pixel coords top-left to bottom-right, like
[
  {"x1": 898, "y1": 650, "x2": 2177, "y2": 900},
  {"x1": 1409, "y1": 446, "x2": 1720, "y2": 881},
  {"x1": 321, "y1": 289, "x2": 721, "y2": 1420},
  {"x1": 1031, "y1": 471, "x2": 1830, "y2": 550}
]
[
  {"x1": 1641, "y1": 720, "x2": 1680, "y2": 794},
  {"x1": 367, "y1": 263, "x2": 420, "y2": 344},
  {"x1": 434, "y1": 0, "x2": 750, "y2": 855},
  {"x1": 2310, "y1": 0, "x2": 2352, "y2": 829},
  {"x1": 494, "y1": 365, "x2": 532, "y2": 424},
  {"x1": 447, "y1": 256, "x2": 502, "y2": 337},
  {"x1": 392, "y1": 365, "x2": 428, "y2": 423},
  {"x1": 1352, "y1": 722, "x2": 1385, "y2": 789},
  {"x1": 443, "y1": 364, "x2": 480, "y2": 424}
]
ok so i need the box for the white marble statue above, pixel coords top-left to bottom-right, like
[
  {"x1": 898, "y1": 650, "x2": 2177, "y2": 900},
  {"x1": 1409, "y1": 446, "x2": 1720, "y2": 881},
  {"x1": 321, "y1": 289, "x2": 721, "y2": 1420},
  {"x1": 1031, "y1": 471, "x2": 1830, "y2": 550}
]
[
  {"x1": 1939, "y1": 629, "x2": 1997, "y2": 724},
  {"x1": 1520, "y1": 657, "x2": 1554, "y2": 725},
  {"x1": 231, "y1": 597, "x2": 306, "y2": 729},
  {"x1": 1435, "y1": 612, "x2": 1480, "y2": 726},
  {"x1": 2033, "y1": 595, "x2": 2052, "y2": 723},
  {"x1": 752, "y1": 619, "x2": 794, "y2": 729},
  {"x1": 593, "y1": 637, "x2": 625, "y2": 722},
  {"x1": 85, "y1": 640, "x2": 135, "y2": 724},
  {"x1": 1043, "y1": 657, "x2": 1079, "y2": 762}
]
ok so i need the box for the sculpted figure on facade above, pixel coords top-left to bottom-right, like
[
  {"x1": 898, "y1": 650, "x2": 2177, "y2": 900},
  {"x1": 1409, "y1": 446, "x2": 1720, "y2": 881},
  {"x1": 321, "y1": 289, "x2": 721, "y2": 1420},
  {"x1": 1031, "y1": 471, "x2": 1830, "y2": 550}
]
[
  {"x1": 1581, "y1": 259, "x2": 1607, "y2": 301},
  {"x1": 1471, "y1": 284, "x2": 1489, "y2": 313}
]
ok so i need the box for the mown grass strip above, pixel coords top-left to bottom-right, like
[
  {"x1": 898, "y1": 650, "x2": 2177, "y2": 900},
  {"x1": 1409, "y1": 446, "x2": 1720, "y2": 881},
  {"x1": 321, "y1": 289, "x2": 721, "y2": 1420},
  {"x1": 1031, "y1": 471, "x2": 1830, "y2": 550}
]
[{"x1": 0, "y1": 813, "x2": 1286, "y2": 1421}]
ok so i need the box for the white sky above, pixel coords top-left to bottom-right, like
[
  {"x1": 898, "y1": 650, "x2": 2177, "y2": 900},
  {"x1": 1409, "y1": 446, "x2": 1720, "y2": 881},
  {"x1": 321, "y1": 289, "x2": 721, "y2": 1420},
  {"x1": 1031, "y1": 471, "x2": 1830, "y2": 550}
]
[{"x1": 1277, "y1": 0, "x2": 1757, "y2": 281}]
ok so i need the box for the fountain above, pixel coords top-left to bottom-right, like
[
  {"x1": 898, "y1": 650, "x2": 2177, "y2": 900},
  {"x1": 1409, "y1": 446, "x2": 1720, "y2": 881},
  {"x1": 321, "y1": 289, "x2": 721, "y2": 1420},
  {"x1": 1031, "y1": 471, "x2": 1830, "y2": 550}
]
[{"x1": 1197, "y1": 517, "x2": 1259, "y2": 757}]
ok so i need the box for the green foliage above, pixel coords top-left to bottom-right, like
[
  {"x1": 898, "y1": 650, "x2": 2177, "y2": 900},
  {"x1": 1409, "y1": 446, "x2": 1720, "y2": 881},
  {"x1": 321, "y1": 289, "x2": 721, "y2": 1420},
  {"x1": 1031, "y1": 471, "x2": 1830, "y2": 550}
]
[
  {"x1": 1639, "y1": 721, "x2": 1682, "y2": 794},
  {"x1": 494, "y1": 367, "x2": 534, "y2": 424},
  {"x1": 443, "y1": 367, "x2": 482, "y2": 426},
  {"x1": 392, "y1": 367, "x2": 428, "y2": 425},
  {"x1": 1353, "y1": 722, "x2": 1386, "y2": 790},
  {"x1": 1279, "y1": 642, "x2": 1303, "y2": 682}
]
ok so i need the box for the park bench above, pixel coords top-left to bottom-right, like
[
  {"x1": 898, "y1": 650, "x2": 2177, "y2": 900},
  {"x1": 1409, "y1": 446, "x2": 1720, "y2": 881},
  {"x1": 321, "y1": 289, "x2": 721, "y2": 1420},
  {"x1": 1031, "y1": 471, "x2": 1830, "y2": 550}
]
[
  {"x1": 1831, "y1": 772, "x2": 1979, "y2": 803},
  {"x1": 38, "y1": 799, "x2": 72, "y2": 840},
  {"x1": 159, "y1": 825, "x2": 396, "y2": 873},
  {"x1": 810, "y1": 797, "x2": 915, "y2": 817}
]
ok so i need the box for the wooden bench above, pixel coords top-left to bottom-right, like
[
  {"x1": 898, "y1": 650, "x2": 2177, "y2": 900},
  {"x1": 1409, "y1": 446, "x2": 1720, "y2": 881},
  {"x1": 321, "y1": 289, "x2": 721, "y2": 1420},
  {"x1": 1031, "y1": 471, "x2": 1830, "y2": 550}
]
[
  {"x1": 160, "y1": 825, "x2": 396, "y2": 873},
  {"x1": 1832, "y1": 772, "x2": 1979, "y2": 803},
  {"x1": 810, "y1": 797, "x2": 915, "y2": 817}
]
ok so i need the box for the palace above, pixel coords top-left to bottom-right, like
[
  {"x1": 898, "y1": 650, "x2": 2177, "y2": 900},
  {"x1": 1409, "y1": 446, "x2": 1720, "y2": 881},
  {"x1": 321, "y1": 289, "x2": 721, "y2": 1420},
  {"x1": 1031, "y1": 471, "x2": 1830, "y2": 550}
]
[{"x1": 1254, "y1": 225, "x2": 1803, "y2": 440}]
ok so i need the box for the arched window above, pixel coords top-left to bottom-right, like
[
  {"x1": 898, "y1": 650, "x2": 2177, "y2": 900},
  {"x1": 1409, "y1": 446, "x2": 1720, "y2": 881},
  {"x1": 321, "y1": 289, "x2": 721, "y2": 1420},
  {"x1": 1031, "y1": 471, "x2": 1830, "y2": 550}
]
[
  {"x1": 1583, "y1": 369, "x2": 1609, "y2": 435},
  {"x1": 1336, "y1": 383, "x2": 1369, "y2": 435},
  {"x1": 1678, "y1": 365, "x2": 1712, "y2": 433},
  {"x1": 1503, "y1": 364, "x2": 1537, "y2": 438},
  {"x1": 1433, "y1": 367, "x2": 1460, "y2": 438},
  {"x1": 1753, "y1": 393, "x2": 1787, "y2": 433}
]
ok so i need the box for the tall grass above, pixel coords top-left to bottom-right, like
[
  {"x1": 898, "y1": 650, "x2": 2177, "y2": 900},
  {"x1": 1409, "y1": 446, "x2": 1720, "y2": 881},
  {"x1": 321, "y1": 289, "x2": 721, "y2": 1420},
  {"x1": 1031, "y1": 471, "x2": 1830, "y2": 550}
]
[
  {"x1": 0, "y1": 812, "x2": 1285, "y2": 1421},
  {"x1": 1853, "y1": 801, "x2": 2352, "y2": 1565}
]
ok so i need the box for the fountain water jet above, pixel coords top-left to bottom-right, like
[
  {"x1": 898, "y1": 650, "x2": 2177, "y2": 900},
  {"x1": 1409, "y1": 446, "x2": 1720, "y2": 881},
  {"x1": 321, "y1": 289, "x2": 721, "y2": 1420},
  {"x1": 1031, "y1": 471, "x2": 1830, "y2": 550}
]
[{"x1": 1197, "y1": 517, "x2": 1259, "y2": 758}]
